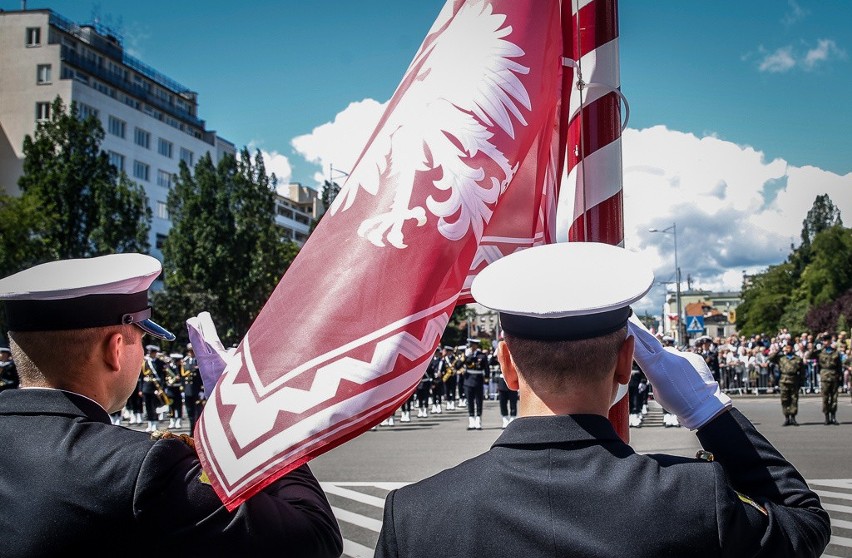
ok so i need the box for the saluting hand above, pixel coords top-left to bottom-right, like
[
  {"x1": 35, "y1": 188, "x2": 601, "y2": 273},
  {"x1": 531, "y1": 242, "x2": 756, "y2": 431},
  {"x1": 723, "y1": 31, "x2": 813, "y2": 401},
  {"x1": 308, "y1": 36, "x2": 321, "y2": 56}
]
[{"x1": 628, "y1": 315, "x2": 731, "y2": 430}]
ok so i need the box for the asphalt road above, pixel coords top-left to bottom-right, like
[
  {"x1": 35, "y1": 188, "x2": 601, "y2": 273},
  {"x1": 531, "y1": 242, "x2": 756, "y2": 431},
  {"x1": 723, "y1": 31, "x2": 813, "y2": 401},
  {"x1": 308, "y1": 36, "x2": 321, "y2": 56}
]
[
  {"x1": 307, "y1": 393, "x2": 852, "y2": 558},
  {"x1": 129, "y1": 393, "x2": 852, "y2": 557}
]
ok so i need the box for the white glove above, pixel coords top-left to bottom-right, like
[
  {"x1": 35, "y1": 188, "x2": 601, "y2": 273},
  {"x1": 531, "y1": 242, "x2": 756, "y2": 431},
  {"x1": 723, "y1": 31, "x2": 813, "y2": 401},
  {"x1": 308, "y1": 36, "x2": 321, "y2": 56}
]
[
  {"x1": 627, "y1": 315, "x2": 731, "y2": 430},
  {"x1": 185, "y1": 311, "x2": 236, "y2": 393}
]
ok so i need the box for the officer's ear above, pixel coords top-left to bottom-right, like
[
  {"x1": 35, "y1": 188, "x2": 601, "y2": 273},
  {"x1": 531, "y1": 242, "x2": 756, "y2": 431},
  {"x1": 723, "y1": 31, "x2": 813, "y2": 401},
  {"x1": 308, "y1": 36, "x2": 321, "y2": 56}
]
[
  {"x1": 102, "y1": 331, "x2": 125, "y2": 373},
  {"x1": 614, "y1": 335, "x2": 634, "y2": 386},
  {"x1": 497, "y1": 342, "x2": 520, "y2": 390}
]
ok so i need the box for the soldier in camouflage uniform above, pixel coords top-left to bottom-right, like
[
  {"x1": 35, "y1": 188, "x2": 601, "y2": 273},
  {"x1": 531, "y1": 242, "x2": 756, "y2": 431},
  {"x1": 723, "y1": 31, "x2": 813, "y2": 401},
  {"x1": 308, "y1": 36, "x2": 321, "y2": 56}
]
[
  {"x1": 768, "y1": 341, "x2": 805, "y2": 426},
  {"x1": 812, "y1": 333, "x2": 841, "y2": 425}
]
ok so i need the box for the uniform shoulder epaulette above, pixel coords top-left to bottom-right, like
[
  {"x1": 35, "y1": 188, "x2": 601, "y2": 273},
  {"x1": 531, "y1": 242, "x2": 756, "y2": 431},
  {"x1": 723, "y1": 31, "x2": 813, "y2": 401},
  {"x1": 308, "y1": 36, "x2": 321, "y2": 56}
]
[
  {"x1": 695, "y1": 450, "x2": 714, "y2": 462},
  {"x1": 150, "y1": 429, "x2": 195, "y2": 450}
]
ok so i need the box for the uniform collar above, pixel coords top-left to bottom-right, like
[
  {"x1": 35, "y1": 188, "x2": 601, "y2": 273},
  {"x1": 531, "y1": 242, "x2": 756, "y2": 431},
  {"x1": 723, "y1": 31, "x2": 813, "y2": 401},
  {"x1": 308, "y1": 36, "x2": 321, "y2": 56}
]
[
  {"x1": 0, "y1": 388, "x2": 111, "y2": 423},
  {"x1": 492, "y1": 414, "x2": 623, "y2": 447}
]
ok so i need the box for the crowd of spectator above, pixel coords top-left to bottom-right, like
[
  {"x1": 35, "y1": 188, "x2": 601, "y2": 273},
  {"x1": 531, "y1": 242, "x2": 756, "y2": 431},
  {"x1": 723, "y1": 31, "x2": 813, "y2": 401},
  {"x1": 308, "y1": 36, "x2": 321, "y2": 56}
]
[{"x1": 683, "y1": 328, "x2": 851, "y2": 396}]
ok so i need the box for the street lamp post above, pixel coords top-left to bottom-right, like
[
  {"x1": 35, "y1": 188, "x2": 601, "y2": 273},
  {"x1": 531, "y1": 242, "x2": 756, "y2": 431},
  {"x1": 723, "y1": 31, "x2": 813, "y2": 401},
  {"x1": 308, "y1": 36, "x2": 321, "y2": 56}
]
[{"x1": 649, "y1": 223, "x2": 683, "y2": 345}]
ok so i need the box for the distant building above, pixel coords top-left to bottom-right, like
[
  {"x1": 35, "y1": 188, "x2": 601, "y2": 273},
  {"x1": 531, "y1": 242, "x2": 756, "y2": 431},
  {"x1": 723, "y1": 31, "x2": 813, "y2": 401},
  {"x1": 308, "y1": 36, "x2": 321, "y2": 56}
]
[
  {"x1": 275, "y1": 183, "x2": 320, "y2": 246},
  {"x1": 662, "y1": 287, "x2": 742, "y2": 343},
  {"x1": 0, "y1": 8, "x2": 238, "y2": 261}
]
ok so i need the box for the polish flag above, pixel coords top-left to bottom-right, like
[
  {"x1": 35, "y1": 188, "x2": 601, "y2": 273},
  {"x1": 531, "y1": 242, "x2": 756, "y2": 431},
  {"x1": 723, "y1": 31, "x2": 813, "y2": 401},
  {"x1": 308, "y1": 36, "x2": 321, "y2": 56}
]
[{"x1": 195, "y1": 0, "x2": 564, "y2": 510}]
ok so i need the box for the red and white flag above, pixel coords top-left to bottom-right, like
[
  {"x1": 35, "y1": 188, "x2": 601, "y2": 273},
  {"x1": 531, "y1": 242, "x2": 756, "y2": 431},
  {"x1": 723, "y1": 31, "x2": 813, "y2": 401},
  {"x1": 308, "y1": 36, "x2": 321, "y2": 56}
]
[{"x1": 195, "y1": 0, "x2": 563, "y2": 510}]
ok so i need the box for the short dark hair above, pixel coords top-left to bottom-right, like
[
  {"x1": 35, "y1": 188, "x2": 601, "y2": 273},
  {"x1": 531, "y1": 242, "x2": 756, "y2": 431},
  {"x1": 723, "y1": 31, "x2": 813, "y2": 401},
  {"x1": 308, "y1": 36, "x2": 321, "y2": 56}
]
[{"x1": 503, "y1": 326, "x2": 626, "y2": 393}]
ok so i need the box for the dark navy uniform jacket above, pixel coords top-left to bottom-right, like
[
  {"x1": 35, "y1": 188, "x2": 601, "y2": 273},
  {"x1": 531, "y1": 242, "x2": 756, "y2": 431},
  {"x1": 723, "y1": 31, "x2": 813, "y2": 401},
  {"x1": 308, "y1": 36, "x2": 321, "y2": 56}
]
[
  {"x1": 0, "y1": 388, "x2": 342, "y2": 558},
  {"x1": 376, "y1": 409, "x2": 829, "y2": 558}
]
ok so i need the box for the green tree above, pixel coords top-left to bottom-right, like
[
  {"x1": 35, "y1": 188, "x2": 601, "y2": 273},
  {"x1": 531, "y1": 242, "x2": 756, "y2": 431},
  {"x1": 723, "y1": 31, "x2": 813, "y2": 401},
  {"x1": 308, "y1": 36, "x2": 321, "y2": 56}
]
[
  {"x1": 800, "y1": 193, "x2": 842, "y2": 250},
  {"x1": 737, "y1": 262, "x2": 795, "y2": 336},
  {"x1": 797, "y1": 225, "x2": 852, "y2": 307},
  {"x1": 738, "y1": 195, "x2": 849, "y2": 336},
  {"x1": 155, "y1": 148, "x2": 299, "y2": 346},
  {"x1": 441, "y1": 306, "x2": 470, "y2": 348},
  {"x1": 0, "y1": 194, "x2": 53, "y2": 277},
  {"x1": 16, "y1": 96, "x2": 150, "y2": 259},
  {"x1": 792, "y1": 193, "x2": 843, "y2": 276},
  {"x1": 309, "y1": 180, "x2": 342, "y2": 233}
]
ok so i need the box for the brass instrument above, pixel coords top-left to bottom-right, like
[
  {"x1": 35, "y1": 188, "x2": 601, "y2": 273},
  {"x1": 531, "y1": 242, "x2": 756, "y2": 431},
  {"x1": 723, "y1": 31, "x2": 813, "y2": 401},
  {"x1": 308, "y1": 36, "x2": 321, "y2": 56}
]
[
  {"x1": 180, "y1": 360, "x2": 193, "y2": 379},
  {"x1": 143, "y1": 360, "x2": 172, "y2": 408},
  {"x1": 441, "y1": 356, "x2": 455, "y2": 382},
  {"x1": 165, "y1": 363, "x2": 182, "y2": 387}
]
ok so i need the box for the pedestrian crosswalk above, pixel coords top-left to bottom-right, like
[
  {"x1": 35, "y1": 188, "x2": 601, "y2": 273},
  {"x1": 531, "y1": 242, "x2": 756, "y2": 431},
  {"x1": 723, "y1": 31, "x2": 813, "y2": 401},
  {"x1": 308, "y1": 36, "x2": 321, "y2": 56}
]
[
  {"x1": 323, "y1": 479, "x2": 852, "y2": 558},
  {"x1": 813, "y1": 480, "x2": 852, "y2": 558}
]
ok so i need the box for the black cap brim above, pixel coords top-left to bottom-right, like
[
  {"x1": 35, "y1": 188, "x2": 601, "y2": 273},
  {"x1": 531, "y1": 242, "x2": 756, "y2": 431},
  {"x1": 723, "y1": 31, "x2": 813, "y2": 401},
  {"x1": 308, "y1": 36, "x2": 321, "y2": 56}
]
[{"x1": 137, "y1": 319, "x2": 175, "y2": 341}]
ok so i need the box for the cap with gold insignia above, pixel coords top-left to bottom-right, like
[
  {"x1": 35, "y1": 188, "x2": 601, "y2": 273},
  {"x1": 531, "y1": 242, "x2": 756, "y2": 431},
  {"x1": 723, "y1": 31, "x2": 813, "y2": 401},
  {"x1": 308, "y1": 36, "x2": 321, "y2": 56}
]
[
  {"x1": 471, "y1": 242, "x2": 653, "y2": 341},
  {"x1": 0, "y1": 253, "x2": 175, "y2": 341}
]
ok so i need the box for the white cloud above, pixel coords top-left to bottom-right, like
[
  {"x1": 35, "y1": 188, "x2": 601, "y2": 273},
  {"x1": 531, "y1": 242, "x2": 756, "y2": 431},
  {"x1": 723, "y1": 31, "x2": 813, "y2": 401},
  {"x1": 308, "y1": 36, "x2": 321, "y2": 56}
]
[
  {"x1": 758, "y1": 46, "x2": 796, "y2": 73},
  {"x1": 263, "y1": 150, "x2": 294, "y2": 196},
  {"x1": 756, "y1": 39, "x2": 846, "y2": 73},
  {"x1": 803, "y1": 39, "x2": 846, "y2": 70},
  {"x1": 291, "y1": 98, "x2": 387, "y2": 189},
  {"x1": 286, "y1": 104, "x2": 852, "y2": 319},
  {"x1": 244, "y1": 144, "x2": 294, "y2": 196},
  {"x1": 618, "y1": 125, "x2": 852, "y2": 315},
  {"x1": 782, "y1": 0, "x2": 808, "y2": 26}
]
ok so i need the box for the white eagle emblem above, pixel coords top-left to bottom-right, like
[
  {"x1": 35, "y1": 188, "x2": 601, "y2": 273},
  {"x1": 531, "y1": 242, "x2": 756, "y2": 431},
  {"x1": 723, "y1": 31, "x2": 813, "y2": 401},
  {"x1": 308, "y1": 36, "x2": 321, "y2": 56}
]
[{"x1": 330, "y1": 1, "x2": 531, "y2": 248}]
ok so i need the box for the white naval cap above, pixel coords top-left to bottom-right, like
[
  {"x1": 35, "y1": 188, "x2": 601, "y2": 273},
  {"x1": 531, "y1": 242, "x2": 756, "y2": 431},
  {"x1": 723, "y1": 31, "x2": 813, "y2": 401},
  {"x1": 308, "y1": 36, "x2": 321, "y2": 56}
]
[
  {"x1": 0, "y1": 253, "x2": 175, "y2": 341},
  {"x1": 471, "y1": 242, "x2": 653, "y2": 341}
]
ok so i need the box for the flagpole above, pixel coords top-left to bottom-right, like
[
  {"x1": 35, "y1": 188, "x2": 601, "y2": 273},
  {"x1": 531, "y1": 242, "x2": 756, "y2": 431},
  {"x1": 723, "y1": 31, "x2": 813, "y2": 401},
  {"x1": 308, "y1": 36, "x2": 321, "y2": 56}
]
[{"x1": 562, "y1": 0, "x2": 628, "y2": 440}]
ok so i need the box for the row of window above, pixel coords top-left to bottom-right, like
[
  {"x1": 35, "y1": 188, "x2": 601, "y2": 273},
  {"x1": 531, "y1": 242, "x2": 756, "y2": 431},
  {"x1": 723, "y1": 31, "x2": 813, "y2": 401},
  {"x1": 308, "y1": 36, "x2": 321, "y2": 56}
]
[
  {"x1": 33, "y1": 103, "x2": 195, "y2": 167},
  {"x1": 28, "y1": 20, "x2": 204, "y2": 143},
  {"x1": 106, "y1": 151, "x2": 174, "y2": 188},
  {"x1": 106, "y1": 115, "x2": 194, "y2": 165}
]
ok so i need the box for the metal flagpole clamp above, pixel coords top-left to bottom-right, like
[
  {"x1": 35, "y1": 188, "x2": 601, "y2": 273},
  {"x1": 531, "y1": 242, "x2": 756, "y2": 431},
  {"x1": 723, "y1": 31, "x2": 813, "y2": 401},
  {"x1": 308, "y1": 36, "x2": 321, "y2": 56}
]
[{"x1": 561, "y1": 57, "x2": 630, "y2": 132}]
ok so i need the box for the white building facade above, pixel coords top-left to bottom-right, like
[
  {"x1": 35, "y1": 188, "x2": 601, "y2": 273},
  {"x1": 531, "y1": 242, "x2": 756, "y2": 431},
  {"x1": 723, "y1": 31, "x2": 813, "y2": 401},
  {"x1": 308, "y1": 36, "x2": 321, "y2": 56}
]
[{"x1": 0, "y1": 9, "x2": 236, "y2": 260}]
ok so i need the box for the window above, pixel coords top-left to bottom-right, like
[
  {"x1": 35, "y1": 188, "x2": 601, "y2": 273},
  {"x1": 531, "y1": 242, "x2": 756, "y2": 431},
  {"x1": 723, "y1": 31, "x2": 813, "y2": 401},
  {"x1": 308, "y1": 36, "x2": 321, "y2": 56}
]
[
  {"x1": 123, "y1": 94, "x2": 140, "y2": 110},
  {"x1": 133, "y1": 160, "x2": 149, "y2": 181},
  {"x1": 92, "y1": 80, "x2": 115, "y2": 98},
  {"x1": 156, "y1": 169, "x2": 173, "y2": 189},
  {"x1": 77, "y1": 102, "x2": 99, "y2": 120},
  {"x1": 35, "y1": 102, "x2": 50, "y2": 121},
  {"x1": 155, "y1": 233, "x2": 167, "y2": 250},
  {"x1": 25, "y1": 27, "x2": 41, "y2": 46},
  {"x1": 108, "y1": 151, "x2": 125, "y2": 172},
  {"x1": 134, "y1": 128, "x2": 150, "y2": 149},
  {"x1": 108, "y1": 116, "x2": 126, "y2": 138},
  {"x1": 179, "y1": 147, "x2": 194, "y2": 167},
  {"x1": 36, "y1": 64, "x2": 51, "y2": 84},
  {"x1": 155, "y1": 201, "x2": 169, "y2": 220},
  {"x1": 157, "y1": 138, "x2": 173, "y2": 158}
]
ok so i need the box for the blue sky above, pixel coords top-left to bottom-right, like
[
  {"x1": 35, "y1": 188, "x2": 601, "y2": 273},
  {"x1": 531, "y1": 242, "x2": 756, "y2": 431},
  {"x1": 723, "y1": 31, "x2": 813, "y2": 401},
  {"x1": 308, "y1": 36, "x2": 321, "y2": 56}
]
[{"x1": 6, "y1": 0, "x2": 851, "y2": 320}]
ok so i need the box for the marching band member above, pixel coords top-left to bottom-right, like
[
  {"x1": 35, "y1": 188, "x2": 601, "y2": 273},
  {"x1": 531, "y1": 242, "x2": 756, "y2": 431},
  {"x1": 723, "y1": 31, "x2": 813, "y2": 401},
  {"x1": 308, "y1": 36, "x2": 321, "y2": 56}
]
[
  {"x1": 181, "y1": 343, "x2": 203, "y2": 433},
  {"x1": 141, "y1": 344, "x2": 166, "y2": 432},
  {"x1": 165, "y1": 353, "x2": 184, "y2": 429}
]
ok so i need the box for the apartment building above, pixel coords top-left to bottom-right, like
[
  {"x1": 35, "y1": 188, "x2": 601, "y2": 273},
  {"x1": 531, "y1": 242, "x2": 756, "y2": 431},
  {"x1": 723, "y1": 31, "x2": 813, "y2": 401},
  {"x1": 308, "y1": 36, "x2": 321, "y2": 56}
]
[
  {"x1": 276, "y1": 182, "x2": 321, "y2": 245},
  {"x1": 0, "y1": 8, "x2": 236, "y2": 260}
]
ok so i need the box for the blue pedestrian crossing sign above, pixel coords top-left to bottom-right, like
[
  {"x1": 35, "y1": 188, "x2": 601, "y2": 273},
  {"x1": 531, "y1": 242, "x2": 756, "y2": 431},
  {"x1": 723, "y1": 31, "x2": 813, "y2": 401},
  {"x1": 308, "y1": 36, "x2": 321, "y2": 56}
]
[{"x1": 686, "y1": 315, "x2": 705, "y2": 333}]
